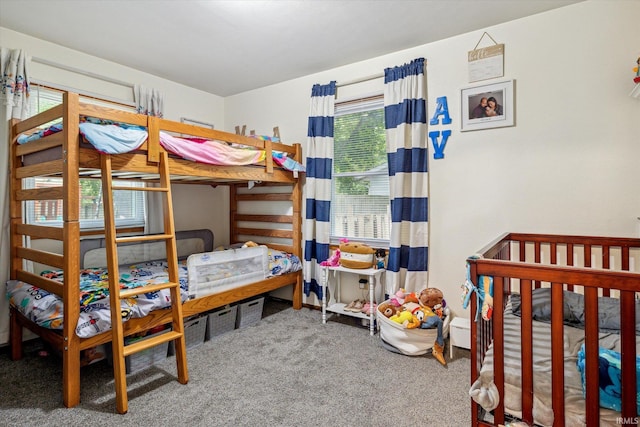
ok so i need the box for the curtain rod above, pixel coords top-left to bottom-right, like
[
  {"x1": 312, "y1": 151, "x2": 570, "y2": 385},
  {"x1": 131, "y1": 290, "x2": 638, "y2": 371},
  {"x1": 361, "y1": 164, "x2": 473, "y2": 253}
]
[
  {"x1": 32, "y1": 56, "x2": 135, "y2": 89},
  {"x1": 336, "y1": 72, "x2": 384, "y2": 88}
]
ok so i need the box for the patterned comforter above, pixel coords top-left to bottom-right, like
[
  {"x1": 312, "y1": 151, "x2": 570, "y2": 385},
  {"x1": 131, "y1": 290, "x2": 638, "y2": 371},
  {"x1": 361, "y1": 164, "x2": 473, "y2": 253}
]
[{"x1": 7, "y1": 248, "x2": 302, "y2": 339}]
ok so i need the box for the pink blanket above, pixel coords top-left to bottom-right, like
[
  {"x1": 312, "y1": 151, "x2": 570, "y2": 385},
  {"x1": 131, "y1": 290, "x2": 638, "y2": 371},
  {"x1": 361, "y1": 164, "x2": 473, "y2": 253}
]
[{"x1": 159, "y1": 131, "x2": 265, "y2": 165}]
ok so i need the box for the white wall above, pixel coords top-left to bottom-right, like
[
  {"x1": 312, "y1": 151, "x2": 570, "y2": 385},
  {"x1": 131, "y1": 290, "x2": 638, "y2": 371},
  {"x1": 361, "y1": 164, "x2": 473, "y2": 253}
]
[{"x1": 224, "y1": 0, "x2": 640, "y2": 317}]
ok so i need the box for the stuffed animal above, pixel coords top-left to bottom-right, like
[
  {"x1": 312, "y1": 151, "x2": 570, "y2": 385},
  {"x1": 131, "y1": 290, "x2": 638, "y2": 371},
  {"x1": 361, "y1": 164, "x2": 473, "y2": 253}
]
[
  {"x1": 389, "y1": 310, "x2": 420, "y2": 328},
  {"x1": 377, "y1": 302, "x2": 397, "y2": 318},
  {"x1": 320, "y1": 248, "x2": 341, "y2": 267},
  {"x1": 339, "y1": 242, "x2": 375, "y2": 269},
  {"x1": 404, "y1": 292, "x2": 419, "y2": 305},
  {"x1": 418, "y1": 287, "x2": 444, "y2": 309},
  {"x1": 242, "y1": 241, "x2": 258, "y2": 248},
  {"x1": 389, "y1": 288, "x2": 406, "y2": 307}
]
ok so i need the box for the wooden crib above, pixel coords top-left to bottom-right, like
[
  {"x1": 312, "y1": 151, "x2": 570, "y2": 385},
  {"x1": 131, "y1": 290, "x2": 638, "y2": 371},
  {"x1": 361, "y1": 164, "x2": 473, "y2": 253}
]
[{"x1": 467, "y1": 233, "x2": 640, "y2": 426}]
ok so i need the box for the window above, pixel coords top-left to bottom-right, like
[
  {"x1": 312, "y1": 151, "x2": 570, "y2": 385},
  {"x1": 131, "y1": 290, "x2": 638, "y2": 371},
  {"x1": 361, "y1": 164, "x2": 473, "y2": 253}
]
[
  {"x1": 332, "y1": 96, "x2": 390, "y2": 245},
  {"x1": 25, "y1": 86, "x2": 145, "y2": 230}
]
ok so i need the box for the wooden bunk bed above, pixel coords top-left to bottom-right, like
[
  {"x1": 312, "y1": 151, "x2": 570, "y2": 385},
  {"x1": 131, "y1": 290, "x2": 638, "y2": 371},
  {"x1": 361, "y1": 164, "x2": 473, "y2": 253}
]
[
  {"x1": 7, "y1": 91, "x2": 303, "y2": 412},
  {"x1": 467, "y1": 233, "x2": 640, "y2": 426}
]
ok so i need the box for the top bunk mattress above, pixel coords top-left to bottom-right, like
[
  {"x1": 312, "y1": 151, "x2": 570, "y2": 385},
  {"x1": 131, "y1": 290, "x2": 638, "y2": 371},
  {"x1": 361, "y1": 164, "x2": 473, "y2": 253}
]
[{"x1": 16, "y1": 118, "x2": 305, "y2": 172}]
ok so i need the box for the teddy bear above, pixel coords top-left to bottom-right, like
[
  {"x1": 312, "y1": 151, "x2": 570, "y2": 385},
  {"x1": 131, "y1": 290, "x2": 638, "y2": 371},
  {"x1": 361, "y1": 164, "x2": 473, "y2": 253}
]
[{"x1": 377, "y1": 301, "x2": 398, "y2": 318}]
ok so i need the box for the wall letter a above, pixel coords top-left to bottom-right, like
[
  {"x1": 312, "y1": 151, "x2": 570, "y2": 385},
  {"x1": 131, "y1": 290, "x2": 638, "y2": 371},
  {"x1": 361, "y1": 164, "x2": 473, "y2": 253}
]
[
  {"x1": 429, "y1": 96, "x2": 452, "y2": 125},
  {"x1": 428, "y1": 130, "x2": 450, "y2": 159}
]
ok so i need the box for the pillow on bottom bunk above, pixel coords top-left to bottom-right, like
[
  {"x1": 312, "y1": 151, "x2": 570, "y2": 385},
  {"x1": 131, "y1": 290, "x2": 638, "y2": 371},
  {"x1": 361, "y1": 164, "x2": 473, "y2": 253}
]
[{"x1": 576, "y1": 344, "x2": 640, "y2": 413}]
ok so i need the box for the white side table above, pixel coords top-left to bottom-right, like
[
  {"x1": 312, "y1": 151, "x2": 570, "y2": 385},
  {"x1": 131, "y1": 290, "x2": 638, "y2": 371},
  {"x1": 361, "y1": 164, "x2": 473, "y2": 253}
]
[
  {"x1": 321, "y1": 265, "x2": 384, "y2": 336},
  {"x1": 449, "y1": 316, "x2": 471, "y2": 359}
]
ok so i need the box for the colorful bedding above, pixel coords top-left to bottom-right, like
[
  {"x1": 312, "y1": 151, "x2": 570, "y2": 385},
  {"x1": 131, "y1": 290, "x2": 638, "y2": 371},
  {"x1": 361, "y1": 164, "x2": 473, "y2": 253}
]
[
  {"x1": 6, "y1": 248, "x2": 302, "y2": 339},
  {"x1": 8, "y1": 260, "x2": 190, "y2": 339},
  {"x1": 17, "y1": 119, "x2": 305, "y2": 172},
  {"x1": 576, "y1": 344, "x2": 640, "y2": 413}
]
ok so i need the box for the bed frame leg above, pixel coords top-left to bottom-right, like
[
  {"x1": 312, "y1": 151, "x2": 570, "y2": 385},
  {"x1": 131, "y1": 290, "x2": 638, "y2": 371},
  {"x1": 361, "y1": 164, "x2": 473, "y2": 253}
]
[
  {"x1": 62, "y1": 337, "x2": 82, "y2": 408},
  {"x1": 9, "y1": 308, "x2": 23, "y2": 361}
]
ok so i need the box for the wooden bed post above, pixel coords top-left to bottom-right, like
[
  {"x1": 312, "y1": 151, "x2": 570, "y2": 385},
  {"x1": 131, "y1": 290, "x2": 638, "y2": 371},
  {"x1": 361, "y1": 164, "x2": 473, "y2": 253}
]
[{"x1": 61, "y1": 92, "x2": 82, "y2": 408}]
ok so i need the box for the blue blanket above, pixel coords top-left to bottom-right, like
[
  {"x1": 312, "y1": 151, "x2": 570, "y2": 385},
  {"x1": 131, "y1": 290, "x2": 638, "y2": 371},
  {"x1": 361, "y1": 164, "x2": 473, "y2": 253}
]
[{"x1": 576, "y1": 344, "x2": 640, "y2": 412}]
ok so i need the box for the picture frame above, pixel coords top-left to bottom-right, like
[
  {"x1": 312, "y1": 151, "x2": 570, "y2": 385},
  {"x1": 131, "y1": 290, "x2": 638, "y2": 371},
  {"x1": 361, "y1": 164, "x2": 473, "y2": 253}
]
[{"x1": 461, "y1": 79, "x2": 515, "y2": 132}]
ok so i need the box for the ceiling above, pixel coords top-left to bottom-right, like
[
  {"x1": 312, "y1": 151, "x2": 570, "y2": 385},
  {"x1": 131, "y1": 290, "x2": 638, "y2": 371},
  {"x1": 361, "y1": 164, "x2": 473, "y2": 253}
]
[{"x1": 0, "y1": 0, "x2": 582, "y2": 97}]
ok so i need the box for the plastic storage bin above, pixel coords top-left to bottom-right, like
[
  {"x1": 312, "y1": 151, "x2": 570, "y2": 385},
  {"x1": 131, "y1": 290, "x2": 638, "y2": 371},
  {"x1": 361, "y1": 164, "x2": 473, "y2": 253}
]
[
  {"x1": 123, "y1": 328, "x2": 170, "y2": 374},
  {"x1": 168, "y1": 315, "x2": 208, "y2": 355},
  {"x1": 206, "y1": 305, "x2": 238, "y2": 339},
  {"x1": 236, "y1": 297, "x2": 265, "y2": 328}
]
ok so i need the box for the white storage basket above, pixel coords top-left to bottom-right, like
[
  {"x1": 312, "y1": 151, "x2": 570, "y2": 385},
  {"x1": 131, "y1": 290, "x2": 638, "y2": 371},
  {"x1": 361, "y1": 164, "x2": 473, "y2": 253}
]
[{"x1": 377, "y1": 301, "x2": 450, "y2": 356}]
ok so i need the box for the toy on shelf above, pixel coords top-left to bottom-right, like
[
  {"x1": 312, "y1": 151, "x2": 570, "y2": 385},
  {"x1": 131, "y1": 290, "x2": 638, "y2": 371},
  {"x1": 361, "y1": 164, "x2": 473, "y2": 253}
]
[{"x1": 634, "y1": 56, "x2": 640, "y2": 84}]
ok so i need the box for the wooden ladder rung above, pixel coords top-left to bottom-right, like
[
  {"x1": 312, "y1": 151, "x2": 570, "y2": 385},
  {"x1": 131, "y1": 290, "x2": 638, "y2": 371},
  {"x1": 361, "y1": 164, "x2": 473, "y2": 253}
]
[
  {"x1": 120, "y1": 281, "x2": 179, "y2": 299},
  {"x1": 115, "y1": 234, "x2": 174, "y2": 244},
  {"x1": 123, "y1": 330, "x2": 182, "y2": 357},
  {"x1": 112, "y1": 185, "x2": 169, "y2": 192}
]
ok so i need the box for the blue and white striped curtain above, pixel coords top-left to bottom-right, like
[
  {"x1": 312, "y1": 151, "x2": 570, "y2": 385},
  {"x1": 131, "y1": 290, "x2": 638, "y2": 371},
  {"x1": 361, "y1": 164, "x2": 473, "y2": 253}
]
[
  {"x1": 303, "y1": 82, "x2": 336, "y2": 299},
  {"x1": 383, "y1": 58, "x2": 428, "y2": 296}
]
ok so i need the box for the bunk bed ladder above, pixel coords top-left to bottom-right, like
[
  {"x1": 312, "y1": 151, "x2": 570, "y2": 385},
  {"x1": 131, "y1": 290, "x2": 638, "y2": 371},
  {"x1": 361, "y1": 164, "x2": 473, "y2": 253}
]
[{"x1": 100, "y1": 151, "x2": 188, "y2": 414}]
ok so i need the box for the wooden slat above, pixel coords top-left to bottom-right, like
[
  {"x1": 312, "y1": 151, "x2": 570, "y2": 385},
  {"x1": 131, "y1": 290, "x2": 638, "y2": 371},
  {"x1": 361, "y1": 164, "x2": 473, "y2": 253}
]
[
  {"x1": 15, "y1": 132, "x2": 64, "y2": 156},
  {"x1": 583, "y1": 286, "x2": 600, "y2": 422},
  {"x1": 620, "y1": 290, "x2": 637, "y2": 420},
  {"x1": 123, "y1": 330, "x2": 182, "y2": 357},
  {"x1": 16, "y1": 186, "x2": 63, "y2": 201},
  {"x1": 550, "y1": 283, "x2": 565, "y2": 426},
  {"x1": 15, "y1": 270, "x2": 64, "y2": 296},
  {"x1": 12, "y1": 104, "x2": 63, "y2": 134},
  {"x1": 15, "y1": 159, "x2": 64, "y2": 179},
  {"x1": 115, "y1": 233, "x2": 173, "y2": 244},
  {"x1": 78, "y1": 102, "x2": 148, "y2": 127},
  {"x1": 15, "y1": 247, "x2": 64, "y2": 270},
  {"x1": 520, "y1": 280, "x2": 533, "y2": 424},
  {"x1": 236, "y1": 227, "x2": 292, "y2": 239},
  {"x1": 235, "y1": 214, "x2": 293, "y2": 223},
  {"x1": 15, "y1": 223, "x2": 64, "y2": 240},
  {"x1": 235, "y1": 193, "x2": 292, "y2": 201},
  {"x1": 119, "y1": 281, "x2": 178, "y2": 299}
]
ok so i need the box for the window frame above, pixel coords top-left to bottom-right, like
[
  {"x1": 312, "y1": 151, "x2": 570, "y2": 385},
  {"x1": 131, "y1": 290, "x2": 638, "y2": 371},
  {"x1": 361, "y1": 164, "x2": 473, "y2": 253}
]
[{"x1": 330, "y1": 95, "x2": 390, "y2": 248}]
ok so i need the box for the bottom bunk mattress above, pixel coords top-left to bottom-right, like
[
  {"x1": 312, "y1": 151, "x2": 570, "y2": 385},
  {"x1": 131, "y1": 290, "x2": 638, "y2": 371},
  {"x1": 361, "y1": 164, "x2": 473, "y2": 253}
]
[
  {"x1": 7, "y1": 246, "x2": 301, "y2": 339},
  {"x1": 470, "y1": 290, "x2": 640, "y2": 426}
]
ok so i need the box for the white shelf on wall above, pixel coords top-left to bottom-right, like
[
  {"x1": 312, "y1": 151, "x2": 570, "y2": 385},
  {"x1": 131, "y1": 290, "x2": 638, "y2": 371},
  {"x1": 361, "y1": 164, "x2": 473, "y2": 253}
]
[{"x1": 630, "y1": 83, "x2": 640, "y2": 99}]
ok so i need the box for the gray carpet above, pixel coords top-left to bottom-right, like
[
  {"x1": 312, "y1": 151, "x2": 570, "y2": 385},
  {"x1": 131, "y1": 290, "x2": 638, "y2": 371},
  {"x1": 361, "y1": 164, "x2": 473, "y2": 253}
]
[{"x1": 0, "y1": 299, "x2": 471, "y2": 426}]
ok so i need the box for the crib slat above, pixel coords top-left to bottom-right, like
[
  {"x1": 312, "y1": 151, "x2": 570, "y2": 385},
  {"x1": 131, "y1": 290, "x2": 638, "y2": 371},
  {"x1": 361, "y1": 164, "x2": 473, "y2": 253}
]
[
  {"x1": 584, "y1": 287, "x2": 600, "y2": 423},
  {"x1": 550, "y1": 283, "x2": 565, "y2": 426},
  {"x1": 493, "y1": 276, "x2": 505, "y2": 426},
  {"x1": 520, "y1": 280, "x2": 534, "y2": 424},
  {"x1": 620, "y1": 290, "x2": 637, "y2": 419}
]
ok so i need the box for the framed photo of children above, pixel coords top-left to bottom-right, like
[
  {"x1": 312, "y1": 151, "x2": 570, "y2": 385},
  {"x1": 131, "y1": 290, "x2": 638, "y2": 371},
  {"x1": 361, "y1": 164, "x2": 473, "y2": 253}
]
[{"x1": 461, "y1": 79, "x2": 515, "y2": 132}]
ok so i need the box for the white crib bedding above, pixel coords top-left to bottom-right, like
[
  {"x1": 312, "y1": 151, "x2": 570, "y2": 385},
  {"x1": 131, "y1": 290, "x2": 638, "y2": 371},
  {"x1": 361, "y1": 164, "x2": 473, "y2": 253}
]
[
  {"x1": 7, "y1": 246, "x2": 302, "y2": 339},
  {"x1": 469, "y1": 298, "x2": 636, "y2": 427}
]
